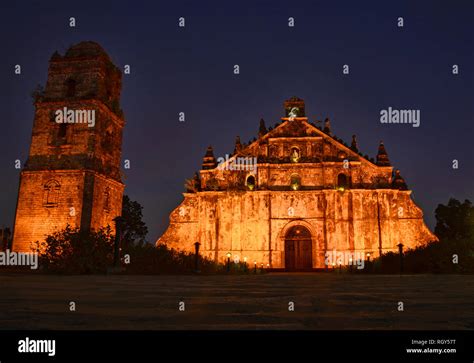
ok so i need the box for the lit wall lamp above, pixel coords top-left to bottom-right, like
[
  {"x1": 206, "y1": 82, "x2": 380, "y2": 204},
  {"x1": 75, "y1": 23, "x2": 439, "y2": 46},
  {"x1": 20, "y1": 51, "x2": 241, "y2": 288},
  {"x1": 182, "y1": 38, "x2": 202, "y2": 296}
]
[{"x1": 226, "y1": 252, "x2": 231, "y2": 272}]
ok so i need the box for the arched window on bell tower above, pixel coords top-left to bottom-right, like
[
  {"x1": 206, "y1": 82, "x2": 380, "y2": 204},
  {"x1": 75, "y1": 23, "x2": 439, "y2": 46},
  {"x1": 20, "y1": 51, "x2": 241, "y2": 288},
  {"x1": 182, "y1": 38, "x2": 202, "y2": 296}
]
[
  {"x1": 66, "y1": 78, "x2": 76, "y2": 97},
  {"x1": 54, "y1": 123, "x2": 69, "y2": 146},
  {"x1": 43, "y1": 180, "x2": 60, "y2": 207},
  {"x1": 58, "y1": 123, "x2": 68, "y2": 139}
]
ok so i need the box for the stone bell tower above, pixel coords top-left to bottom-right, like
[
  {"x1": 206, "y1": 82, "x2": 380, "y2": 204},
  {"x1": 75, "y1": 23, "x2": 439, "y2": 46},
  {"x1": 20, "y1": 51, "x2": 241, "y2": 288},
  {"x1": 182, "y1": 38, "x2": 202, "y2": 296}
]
[{"x1": 12, "y1": 41, "x2": 125, "y2": 252}]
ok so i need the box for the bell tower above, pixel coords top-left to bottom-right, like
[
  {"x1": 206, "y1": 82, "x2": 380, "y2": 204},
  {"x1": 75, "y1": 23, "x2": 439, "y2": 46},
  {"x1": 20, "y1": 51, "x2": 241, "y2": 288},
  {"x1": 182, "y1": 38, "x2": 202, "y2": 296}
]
[
  {"x1": 12, "y1": 41, "x2": 125, "y2": 252},
  {"x1": 284, "y1": 96, "x2": 306, "y2": 119}
]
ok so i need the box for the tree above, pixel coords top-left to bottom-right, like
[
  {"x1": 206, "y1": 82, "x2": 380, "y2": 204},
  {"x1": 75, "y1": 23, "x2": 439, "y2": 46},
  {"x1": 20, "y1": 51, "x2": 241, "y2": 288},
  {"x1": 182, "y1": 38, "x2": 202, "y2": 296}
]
[
  {"x1": 435, "y1": 198, "x2": 474, "y2": 240},
  {"x1": 121, "y1": 195, "x2": 148, "y2": 248},
  {"x1": 33, "y1": 225, "x2": 114, "y2": 274},
  {"x1": 184, "y1": 172, "x2": 201, "y2": 193},
  {"x1": 368, "y1": 198, "x2": 474, "y2": 274}
]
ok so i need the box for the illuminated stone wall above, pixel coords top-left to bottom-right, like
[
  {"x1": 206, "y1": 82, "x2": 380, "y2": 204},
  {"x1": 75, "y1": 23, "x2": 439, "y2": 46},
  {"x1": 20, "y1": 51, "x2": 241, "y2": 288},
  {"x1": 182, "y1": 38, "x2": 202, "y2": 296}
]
[
  {"x1": 157, "y1": 98, "x2": 437, "y2": 269},
  {"x1": 158, "y1": 189, "x2": 435, "y2": 268}
]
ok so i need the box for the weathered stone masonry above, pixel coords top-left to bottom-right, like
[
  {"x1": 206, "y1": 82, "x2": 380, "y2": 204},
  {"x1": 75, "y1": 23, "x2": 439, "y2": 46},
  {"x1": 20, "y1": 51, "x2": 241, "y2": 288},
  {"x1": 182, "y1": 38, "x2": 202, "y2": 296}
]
[
  {"x1": 13, "y1": 42, "x2": 125, "y2": 252},
  {"x1": 157, "y1": 97, "x2": 436, "y2": 270}
]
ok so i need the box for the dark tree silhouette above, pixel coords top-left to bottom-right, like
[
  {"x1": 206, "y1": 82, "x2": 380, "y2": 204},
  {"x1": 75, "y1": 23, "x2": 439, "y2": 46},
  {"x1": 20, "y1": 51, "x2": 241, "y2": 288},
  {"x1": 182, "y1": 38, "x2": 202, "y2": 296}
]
[
  {"x1": 121, "y1": 195, "x2": 148, "y2": 248},
  {"x1": 33, "y1": 225, "x2": 114, "y2": 274},
  {"x1": 435, "y1": 198, "x2": 474, "y2": 241}
]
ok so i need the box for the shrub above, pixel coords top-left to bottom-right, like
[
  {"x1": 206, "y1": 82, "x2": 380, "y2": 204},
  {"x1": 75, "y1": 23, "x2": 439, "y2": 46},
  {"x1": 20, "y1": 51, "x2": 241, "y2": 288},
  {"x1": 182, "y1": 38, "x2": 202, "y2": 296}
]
[
  {"x1": 32, "y1": 225, "x2": 114, "y2": 274},
  {"x1": 121, "y1": 243, "x2": 224, "y2": 274},
  {"x1": 367, "y1": 237, "x2": 474, "y2": 274}
]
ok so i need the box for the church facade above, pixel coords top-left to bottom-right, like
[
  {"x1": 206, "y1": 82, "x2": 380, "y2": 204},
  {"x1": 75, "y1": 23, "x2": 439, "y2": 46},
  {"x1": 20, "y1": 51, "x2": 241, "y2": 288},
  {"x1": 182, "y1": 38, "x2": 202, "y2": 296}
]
[
  {"x1": 12, "y1": 42, "x2": 125, "y2": 252},
  {"x1": 157, "y1": 97, "x2": 436, "y2": 270}
]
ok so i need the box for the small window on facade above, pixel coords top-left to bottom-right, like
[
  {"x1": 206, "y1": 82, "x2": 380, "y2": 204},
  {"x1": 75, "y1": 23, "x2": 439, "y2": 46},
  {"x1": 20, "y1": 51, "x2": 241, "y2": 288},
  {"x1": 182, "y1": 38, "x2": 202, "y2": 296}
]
[
  {"x1": 246, "y1": 175, "x2": 256, "y2": 191},
  {"x1": 290, "y1": 174, "x2": 301, "y2": 190},
  {"x1": 269, "y1": 144, "x2": 278, "y2": 157},
  {"x1": 337, "y1": 173, "x2": 349, "y2": 191},
  {"x1": 290, "y1": 147, "x2": 300, "y2": 163},
  {"x1": 66, "y1": 78, "x2": 76, "y2": 97},
  {"x1": 43, "y1": 180, "x2": 60, "y2": 207}
]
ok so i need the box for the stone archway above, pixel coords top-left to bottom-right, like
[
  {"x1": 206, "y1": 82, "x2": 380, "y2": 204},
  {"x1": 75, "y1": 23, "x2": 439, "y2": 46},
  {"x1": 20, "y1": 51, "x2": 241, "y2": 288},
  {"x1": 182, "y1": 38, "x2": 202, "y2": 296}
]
[{"x1": 284, "y1": 225, "x2": 313, "y2": 271}]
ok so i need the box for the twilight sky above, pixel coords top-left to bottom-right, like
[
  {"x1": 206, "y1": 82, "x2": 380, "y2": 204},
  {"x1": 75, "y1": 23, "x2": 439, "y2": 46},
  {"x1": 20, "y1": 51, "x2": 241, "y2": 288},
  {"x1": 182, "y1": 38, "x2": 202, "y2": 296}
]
[{"x1": 1, "y1": 0, "x2": 473, "y2": 242}]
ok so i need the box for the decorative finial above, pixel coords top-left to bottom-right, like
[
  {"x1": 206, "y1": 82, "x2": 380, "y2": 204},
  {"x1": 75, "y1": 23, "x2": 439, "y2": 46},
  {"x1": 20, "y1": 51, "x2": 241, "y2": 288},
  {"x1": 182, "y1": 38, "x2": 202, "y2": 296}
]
[
  {"x1": 258, "y1": 118, "x2": 267, "y2": 137},
  {"x1": 233, "y1": 136, "x2": 242, "y2": 154},
  {"x1": 350, "y1": 135, "x2": 358, "y2": 152},
  {"x1": 323, "y1": 118, "x2": 331, "y2": 134},
  {"x1": 202, "y1": 145, "x2": 217, "y2": 170},
  {"x1": 50, "y1": 51, "x2": 61, "y2": 60},
  {"x1": 392, "y1": 169, "x2": 408, "y2": 190},
  {"x1": 376, "y1": 141, "x2": 391, "y2": 166}
]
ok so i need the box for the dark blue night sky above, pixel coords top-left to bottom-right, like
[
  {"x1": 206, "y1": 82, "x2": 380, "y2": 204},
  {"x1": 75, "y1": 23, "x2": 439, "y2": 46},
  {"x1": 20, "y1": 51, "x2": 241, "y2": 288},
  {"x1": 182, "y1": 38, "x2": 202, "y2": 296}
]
[{"x1": 1, "y1": 0, "x2": 473, "y2": 242}]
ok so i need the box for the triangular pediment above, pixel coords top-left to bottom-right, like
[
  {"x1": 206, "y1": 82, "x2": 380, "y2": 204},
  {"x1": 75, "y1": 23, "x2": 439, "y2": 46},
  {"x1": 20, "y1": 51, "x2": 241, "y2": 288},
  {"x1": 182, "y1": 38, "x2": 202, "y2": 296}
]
[
  {"x1": 265, "y1": 118, "x2": 320, "y2": 138},
  {"x1": 213, "y1": 117, "x2": 378, "y2": 172},
  {"x1": 258, "y1": 118, "x2": 374, "y2": 165}
]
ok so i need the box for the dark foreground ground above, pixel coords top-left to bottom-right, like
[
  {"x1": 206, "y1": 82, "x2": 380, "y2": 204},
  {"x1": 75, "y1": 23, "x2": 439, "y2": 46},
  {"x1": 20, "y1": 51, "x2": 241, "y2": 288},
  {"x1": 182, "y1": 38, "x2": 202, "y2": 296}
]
[{"x1": 0, "y1": 273, "x2": 473, "y2": 330}]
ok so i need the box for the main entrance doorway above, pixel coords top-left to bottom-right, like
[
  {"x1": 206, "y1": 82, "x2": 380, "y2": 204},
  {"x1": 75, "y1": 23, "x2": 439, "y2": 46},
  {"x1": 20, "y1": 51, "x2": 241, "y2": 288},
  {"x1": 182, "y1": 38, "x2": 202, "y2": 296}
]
[{"x1": 284, "y1": 225, "x2": 313, "y2": 271}]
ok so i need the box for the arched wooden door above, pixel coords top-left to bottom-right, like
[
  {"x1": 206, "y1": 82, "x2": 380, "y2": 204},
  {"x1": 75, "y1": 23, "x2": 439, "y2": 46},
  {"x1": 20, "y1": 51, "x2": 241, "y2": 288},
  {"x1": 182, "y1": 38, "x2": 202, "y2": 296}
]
[{"x1": 284, "y1": 225, "x2": 313, "y2": 271}]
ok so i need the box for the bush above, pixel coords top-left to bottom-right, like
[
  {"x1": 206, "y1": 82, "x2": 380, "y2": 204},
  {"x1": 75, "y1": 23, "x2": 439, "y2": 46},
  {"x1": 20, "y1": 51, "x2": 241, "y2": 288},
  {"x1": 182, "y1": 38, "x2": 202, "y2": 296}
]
[
  {"x1": 367, "y1": 237, "x2": 474, "y2": 274},
  {"x1": 33, "y1": 225, "x2": 252, "y2": 275},
  {"x1": 33, "y1": 225, "x2": 115, "y2": 274},
  {"x1": 122, "y1": 243, "x2": 258, "y2": 275},
  {"x1": 121, "y1": 243, "x2": 224, "y2": 274}
]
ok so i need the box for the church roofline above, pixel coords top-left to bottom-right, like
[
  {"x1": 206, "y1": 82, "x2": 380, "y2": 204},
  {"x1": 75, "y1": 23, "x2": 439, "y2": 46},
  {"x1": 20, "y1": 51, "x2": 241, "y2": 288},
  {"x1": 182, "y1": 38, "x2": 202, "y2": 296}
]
[
  {"x1": 267, "y1": 136, "x2": 323, "y2": 141},
  {"x1": 213, "y1": 117, "x2": 382, "y2": 171}
]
